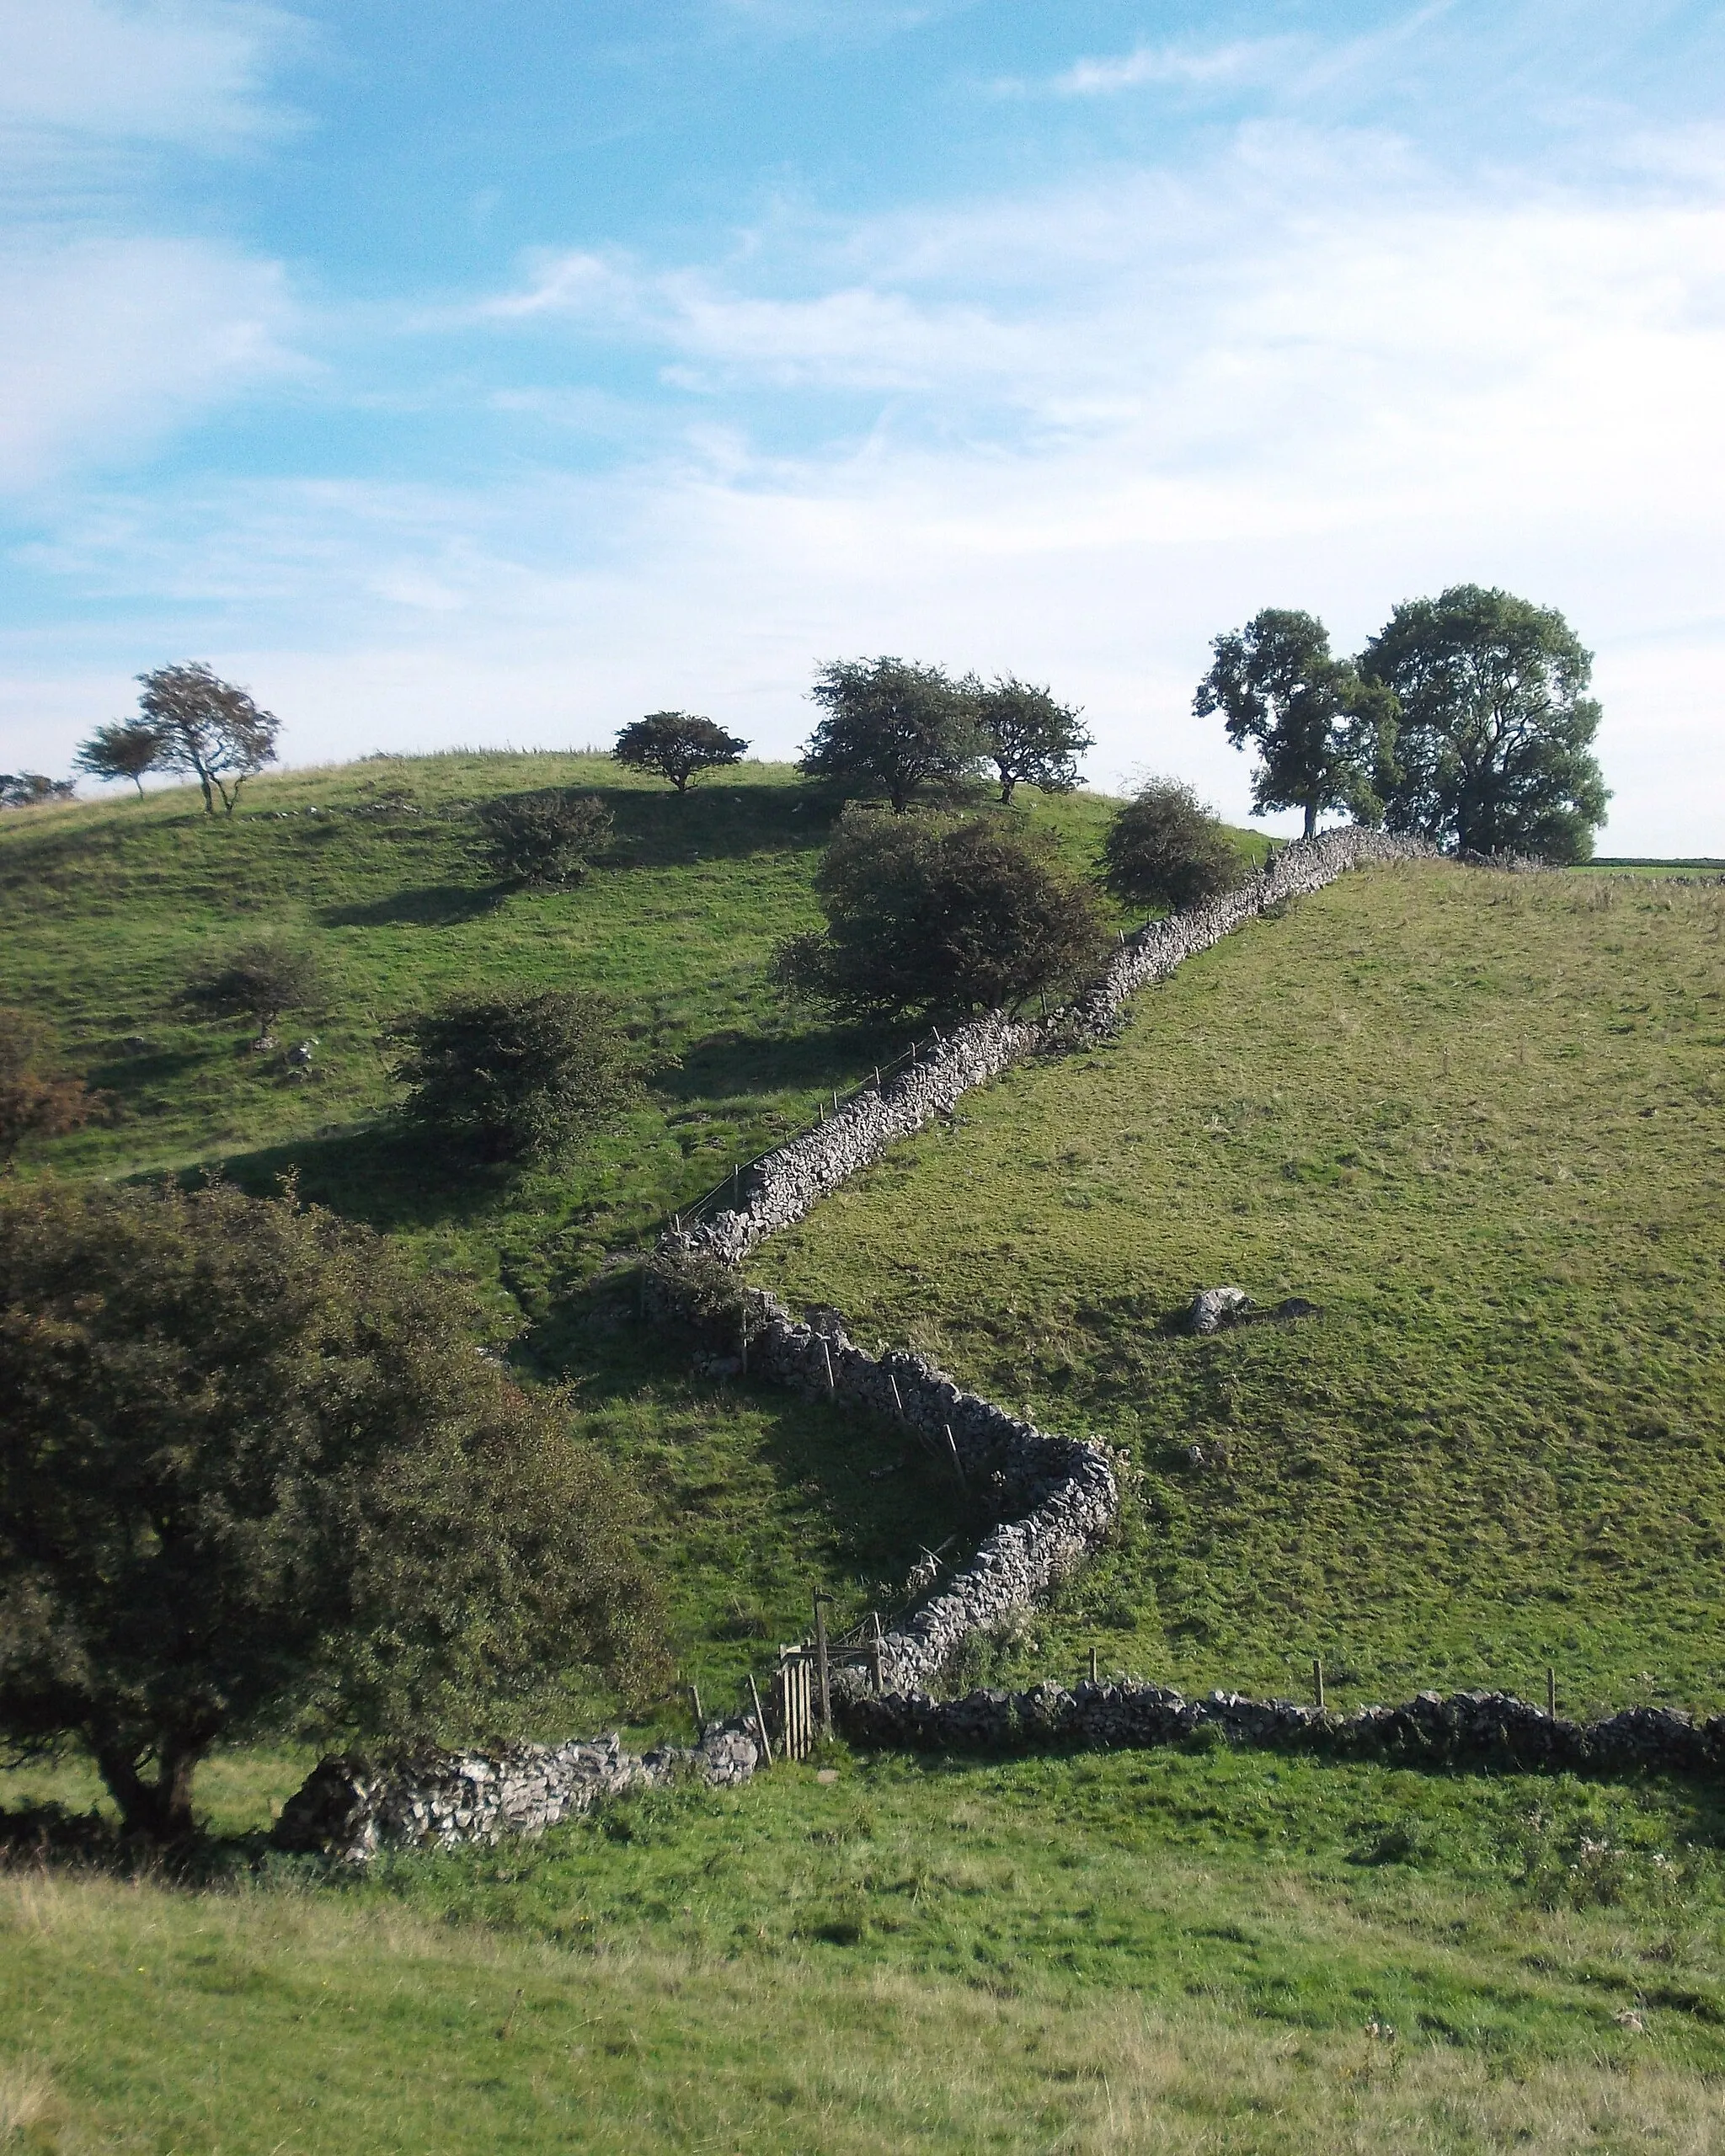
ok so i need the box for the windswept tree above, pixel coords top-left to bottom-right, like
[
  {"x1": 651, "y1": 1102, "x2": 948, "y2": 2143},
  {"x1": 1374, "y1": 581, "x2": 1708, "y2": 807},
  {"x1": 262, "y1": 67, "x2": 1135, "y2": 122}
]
[
  {"x1": 72, "y1": 721, "x2": 168, "y2": 798},
  {"x1": 386, "y1": 988, "x2": 641, "y2": 1163},
  {"x1": 179, "y1": 938, "x2": 328, "y2": 1045},
  {"x1": 973, "y1": 676, "x2": 1092, "y2": 804},
  {"x1": 773, "y1": 806, "x2": 1107, "y2": 1019},
  {"x1": 0, "y1": 773, "x2": 75, "y2": 809},
  {"x1": 136, "y1": 662, "x2": 280, "y2": 815},
  {"x1": 1100, "y1": 780, "x2": 1249, "y2": 914},
  {"x1": 1195, "y1": 610, "x2": 1397, "y2": 839},
  {"x1": 800, "y1": 657, "x2": 985, "y2": 814},
  {"x1": 0, "y1": 1177, "x2": 664, "y2": 1841},
  {"x1": 612, "y1": 712, "x2": 748, "y2": 793},
  {"x1": 1359, "y1": 585, "x2": 1609, "y2": 862}
]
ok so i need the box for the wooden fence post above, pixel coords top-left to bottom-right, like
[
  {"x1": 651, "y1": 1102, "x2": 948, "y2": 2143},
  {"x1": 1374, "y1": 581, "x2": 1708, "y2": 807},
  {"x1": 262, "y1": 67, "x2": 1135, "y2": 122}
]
[
  {"x1": 813, "y1": 1592, "x2": 832, "y2": 1740},
  {"x1": 889, "y1": 1374, "x2": 905, "y2": 1419},
  {"x1": 870, "y1": 1611, "x2": 885, "y2": 1696},
  {"x1": 1313, "y1": 1658, "x2": 1325, "y2": 1711},
  {"x1": 748, "y1": 1673, "x2": 774, "y2": 1767},
  {"x1": 690, "y1": 1683, "x2": 703, "y2": 1734},
  {"x1": 1546, "y1": 1665, "x2": 1557, "y2": 1719},
  {"x1": 1089, "y1": 1645, "x2": 1099, "y2": 1684},
  {"x1": 944, "y1": 1423, "x2": 966, "y2": 1490}
]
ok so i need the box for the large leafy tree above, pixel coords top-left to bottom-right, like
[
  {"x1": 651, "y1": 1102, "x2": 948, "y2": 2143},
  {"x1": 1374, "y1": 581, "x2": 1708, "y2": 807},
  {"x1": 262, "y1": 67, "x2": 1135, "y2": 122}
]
[
  {"x1": 1359, "y1": 586, "x2": 1609, "y2": 861},
  {"x1": 800, "y1": 657, "x2": 986, "y2": 813},
  {"x1": 973, "y1": 676, "x2": 1092, "y2": 804},
  {"x1": 0, "y1": 1178, "x2": 663, "y2": 1839},
  {"x1": 612, "y1": 712, "x2": 748, "y2": 792},
  {"x1": 773, "y1": 807, "x2": 1106, "y2": 1019},
  {"x1": 136, "y1": 662, "x2": 280, "y2": 815},
  {"x1": 1194, "y1": 609, "x2": 1397, "y2": 839}
]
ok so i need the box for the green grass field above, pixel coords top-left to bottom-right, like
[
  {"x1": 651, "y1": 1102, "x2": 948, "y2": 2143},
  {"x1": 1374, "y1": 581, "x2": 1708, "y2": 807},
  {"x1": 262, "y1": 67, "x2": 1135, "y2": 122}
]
[
  {"x1": 7, "y1": 770, "x2": 1725, "y2": 2152},
  {"x1": 757, "y1": 862, "x2": 1725, "y2": 1718}
]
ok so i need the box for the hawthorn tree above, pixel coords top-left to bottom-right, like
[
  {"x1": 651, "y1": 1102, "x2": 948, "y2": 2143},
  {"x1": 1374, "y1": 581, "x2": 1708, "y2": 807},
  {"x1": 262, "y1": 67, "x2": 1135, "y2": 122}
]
[
  {"x1": 0, "y1": 774, "x2": 75, "y2": 809},
  {"x1": 0, "y1": 1177, "x2": 664, "y2": 1839},
  {"x1": 136, "y1": 663, "x2": 280, "y2": 815},
  {"x1": 386, "y1": 988, "x2": 641, "y2": 1162},
  {"x1": 179, "y1": 939, "x2": 328, "y2": 1044},
  {"x1": 773, "y1": 807, "x2": 1107, "y2": 1019},
  {"x1": 1100, "y1": 780, "x2": 1248, "y2": 913},
  {"x1": 1194, "y1": 609, "x2": 1398, "y2": 839},
  {"x1": 973, "y1": 676, "x2": 1092, "y2": 804},
  {"x1": 72, "y1": 722, "x2": 168, "y2": 798},
  {"x1": 0, "y1": 1011, "x2": 101, "y2": 1168},
  {"x1": 612, "y1": 712, "x2": 748, "y2": 792},
  {"x1": 800, "y1": 657, "x2": 985, "y2": 813},
  {"x1": 476, "y1": 790, "x2": 613, "y2": 887},
  {"x1": 1360, "y1": 585, "x2": 1610, "y2": 861}
]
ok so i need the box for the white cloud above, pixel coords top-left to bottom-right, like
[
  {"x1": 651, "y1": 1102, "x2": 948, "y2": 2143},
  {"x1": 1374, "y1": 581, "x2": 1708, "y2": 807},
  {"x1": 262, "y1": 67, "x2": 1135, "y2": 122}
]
[{"x1": 1046, "y1": 37, "x2": 1298, "y2": 98}]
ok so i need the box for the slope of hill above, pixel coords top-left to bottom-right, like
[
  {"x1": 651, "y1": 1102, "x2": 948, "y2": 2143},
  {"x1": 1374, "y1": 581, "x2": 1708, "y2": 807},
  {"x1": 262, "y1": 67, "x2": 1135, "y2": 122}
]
[{"x1": 756, "y1": 861, "x2": 1725, "y2": 1716}]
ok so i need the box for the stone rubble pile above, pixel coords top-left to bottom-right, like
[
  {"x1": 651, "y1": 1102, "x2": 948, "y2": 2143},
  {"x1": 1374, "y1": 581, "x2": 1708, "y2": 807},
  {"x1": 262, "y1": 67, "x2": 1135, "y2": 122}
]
[
  {"x1": 273, "y1": 1724, "x2": 762, "y2": 1864},
  {"x1": 839, "y1": 1679, "x2": 1725, "y2": 1775}
]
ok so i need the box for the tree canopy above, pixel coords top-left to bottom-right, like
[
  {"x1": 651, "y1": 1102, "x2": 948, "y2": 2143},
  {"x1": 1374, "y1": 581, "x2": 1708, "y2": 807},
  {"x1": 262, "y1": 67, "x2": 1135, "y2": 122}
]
[
  {"x1": 1100, "y1": 780, "x2": 1250, "y2": 914},
  {"x1": 1360, "y1": 585, "x2": 1609, "y2": 861},
  {"x1": 773, "y1": 807, "x2": 1107, "y2": 1019},
  {"x1": 475, "y1": 789, "x2": 613, "y2": 887},
  {"x1": 0, "y1": 774, "x2": 76, "y2": 809},
  {"x1": 973, "y1": 676, "x2": 1092, "y2": 804},
  {"x1": 179, "y1": 938, "x2": 328, "y2": 1042},
  {"x1": 612, "y1": 712, "x2": 748, "y2": 792},
  {"x1": 386, "y1": 988, "x2": 641, "y2": 1162},
  {"x1": 0, "y1": 1177, "x2": 663, "y2": 1839},
  {"x1": 135, "y1": 663, "x2": 279, "y2": 815},
  {"x1": 72, "y1": 721, "x2": 169, "y2": 798},
  {"x1": 1195, "y1": 609, "x2": 1397, "y2": 839},
  {"x1": 800, "y1": 657, "x2": 986, "y2": 813}
]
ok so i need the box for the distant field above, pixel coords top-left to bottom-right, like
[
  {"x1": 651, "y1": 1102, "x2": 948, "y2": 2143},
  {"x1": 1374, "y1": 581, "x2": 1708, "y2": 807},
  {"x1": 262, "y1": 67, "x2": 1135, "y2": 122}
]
[{"x1": 756, "y1": 862, "x2": 1725, "y2": 1716}]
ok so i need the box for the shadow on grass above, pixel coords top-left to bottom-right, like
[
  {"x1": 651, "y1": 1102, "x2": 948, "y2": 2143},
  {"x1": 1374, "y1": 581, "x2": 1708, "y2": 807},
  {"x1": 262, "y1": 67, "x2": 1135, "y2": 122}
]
[
  {"x1": 595, "y1": 781, "x2": 835, "y2": 871},
  {"x1": 319, "y1": 882, "x2": 510, "y2": 928},
  {"x1": 175, "y1": 1121, "x2": 510, "y2": 1234},
  {"x1": 660, "y1": 1019, "x2": 909, "y2": 1106}
]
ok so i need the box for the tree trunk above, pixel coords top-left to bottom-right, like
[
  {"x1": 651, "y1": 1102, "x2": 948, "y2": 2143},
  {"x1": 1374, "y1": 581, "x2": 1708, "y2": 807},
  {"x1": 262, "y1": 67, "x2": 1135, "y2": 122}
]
[
  {"x1": 94, "y1": 1734, "x2": 206, "y2": 1841},
  {"x1": 1000, "y1": 775, "x2": 1016, "y2": 804},
  {"x1": 1302, "y1": 801, "x2": 1318, "y2": 839}
]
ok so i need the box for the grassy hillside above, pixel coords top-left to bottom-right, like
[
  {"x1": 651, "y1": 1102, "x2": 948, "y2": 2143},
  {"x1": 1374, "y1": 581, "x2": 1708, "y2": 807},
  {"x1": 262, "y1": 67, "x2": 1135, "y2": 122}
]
[
  {"x1": 8, "y1": 1747, "x2": 1725, "y2": 2152},
  {"x1": 0, "y1": 755, "x2": 1119, "y2": 1733},
  {"x1": 756, "y1": 862, "x2": 1725, "y2": 1717}
]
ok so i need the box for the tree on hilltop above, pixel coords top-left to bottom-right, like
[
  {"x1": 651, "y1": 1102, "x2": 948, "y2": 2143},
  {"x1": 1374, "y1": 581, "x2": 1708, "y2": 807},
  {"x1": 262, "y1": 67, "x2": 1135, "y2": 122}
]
[
  {"x1": 1359, "y1": 586, "x2": 1609, "y2": 861},
  {"x1": 72, "y1": 721, "x2": 169, "y2": 798},
  {"x1": 1195, "y1": 610, "x2": 1397, "y2": 839},
  {"x1": 1100, "y1": 780, "x2": 1249, "y2": 913},
  {"x1": 136, "y1": 662, "x2": 280, "y2": 815},
  {"x1": 0, "y1": 1177, "x2": 664, "y2": 1840},
  {"x1": 612, "y1": 712, "x2": 748, "y2": 792},
  {"x1": 0, "y1": 774, "x2": 76, "y2": 809},
  {"x1": 800, "y1": 657, "x2": 986, "y2": 814},
  {"x1": 973, "y1": 676, "x2": 1092, "y2": 804}
]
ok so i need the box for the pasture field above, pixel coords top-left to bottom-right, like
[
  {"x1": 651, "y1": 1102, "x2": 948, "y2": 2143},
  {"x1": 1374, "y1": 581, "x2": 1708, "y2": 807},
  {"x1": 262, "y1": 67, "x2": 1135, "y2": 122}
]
[
  {"x1": 757, "y1": 862, "x2": 1725, "y2": 1717},
  {"x1": 8, "y1": 1747, "x2": 1725, "y2": 2153}
]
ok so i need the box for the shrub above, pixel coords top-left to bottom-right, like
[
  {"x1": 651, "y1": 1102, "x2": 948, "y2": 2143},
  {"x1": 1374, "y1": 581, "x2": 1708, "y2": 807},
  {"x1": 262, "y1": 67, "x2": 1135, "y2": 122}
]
[
  {"x1": 0, "y1": 1177, "x2": 665, "y2": 1839},
  {"x1": 1100, "y1": 780, "x2": 1250, "y2": 913},
  {"x1": 179, "y1": 938, "x2": 328, "y2": 1043},
  {"x1": 0, "y1": 774, "x2": 75, "y2": 809},
  {"x1": 774, "y1": 807, "x2": 1108, "y2": 1020},
  {"x1": 0, "y1": 1011, "x2": 101, "y2": 1167},
  {"x1": 385, "y1": 989, "x2": 641, "y2": 1162},
  {"x1": 800, "y1": 657, "x2": 987, "y2": 813},
  {"x1": 612, "y1": 712, "x2": 748, "y2": 792},
  {"x1": 476, "y1": 789, "x2": 613, "y2": 886}
]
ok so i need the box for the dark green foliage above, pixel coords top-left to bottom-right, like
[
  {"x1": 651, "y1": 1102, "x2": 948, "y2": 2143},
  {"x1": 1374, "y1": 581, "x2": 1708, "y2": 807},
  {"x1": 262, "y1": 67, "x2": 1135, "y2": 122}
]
[
  {"x1": 0, "y1": 1010, "x2": 100, "y2": 1166},
  {"x1": 1099, "y1": 779, "x2": 1251, "y2": 911},
  {"x1": 973, "y1": 675, "x2": 1092, "y2": 803},
  {"x1": 136, "y1": 663, "x2": 280, "y2": 816},
  {"x1": 179, "y1": 937, "x2": 328, "y2": 1040},
  {"x1": 386, "y1": 988, "x2": 641, "y2": 1162},
  {"x1": 1361, "y1": 585, "x2": 1610, "y2": 861},
  {"x1": 72, "y1": 722, "x2": 169, "y2": 798},
  {"x1": 0, "y1": 1177, "x2": 664, "y2": 1838},
  {"x1": 1195, "y1": 609, "x2": 1397, "y2": 838},
  {"x1": 775, "y1": 807, "x2": 1108, "y2": 1019},
  {"x1": 612, "y1": 712, "x2": 749, "y2": 792},
  {"x1": 800, "y1": 657, "x2": 987, "y2": 813},
  {"x1": 0, "y1": 773, "x2": 76, "y2": 808},
  {"x1": 476, "y1": 788, "x2": 613, "y2": 886}
]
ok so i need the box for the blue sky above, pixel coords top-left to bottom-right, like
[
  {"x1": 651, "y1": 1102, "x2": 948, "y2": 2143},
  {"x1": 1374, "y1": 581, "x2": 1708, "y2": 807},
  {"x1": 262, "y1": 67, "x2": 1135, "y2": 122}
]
[{"x1": 2, "y1": 0, "x2": 1722, "y2": 846}]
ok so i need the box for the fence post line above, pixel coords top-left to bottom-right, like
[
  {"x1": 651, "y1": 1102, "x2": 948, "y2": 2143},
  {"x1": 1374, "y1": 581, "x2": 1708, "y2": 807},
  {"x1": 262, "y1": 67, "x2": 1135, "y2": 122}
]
[
  {"x1": 813, "y1": 1592, "x2": 833, "y2": 1740},
  {"x1": 747, "y1": 1673, "x2": 774, "y2": 1767}
]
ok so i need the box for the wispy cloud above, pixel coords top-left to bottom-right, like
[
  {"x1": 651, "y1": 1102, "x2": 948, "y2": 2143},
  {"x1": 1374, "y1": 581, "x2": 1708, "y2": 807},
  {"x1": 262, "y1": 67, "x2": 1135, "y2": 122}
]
[{"x1": 1044, "y1": 37, "x2": 1299, "y2": 98}]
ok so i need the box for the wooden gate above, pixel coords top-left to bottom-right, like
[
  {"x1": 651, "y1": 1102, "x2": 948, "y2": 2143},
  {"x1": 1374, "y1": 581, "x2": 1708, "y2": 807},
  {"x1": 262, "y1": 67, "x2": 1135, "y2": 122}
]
[{"x1": 776, "y1": 1652, "x2": 815, "y2": 1760}]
